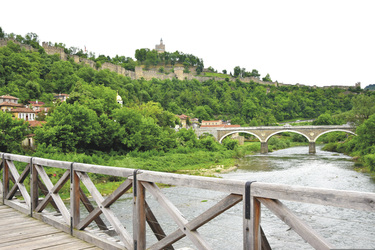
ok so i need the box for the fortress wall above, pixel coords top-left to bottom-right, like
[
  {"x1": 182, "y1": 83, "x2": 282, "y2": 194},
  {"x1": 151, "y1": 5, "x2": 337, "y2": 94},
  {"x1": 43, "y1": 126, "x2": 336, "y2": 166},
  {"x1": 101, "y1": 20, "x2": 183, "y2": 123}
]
[
  {"x1": 0, "y1": 38, "x2": 35, "y2": 51},
  {"x1": 0, "y1": 39, "x2": 361, "y2": 89}
]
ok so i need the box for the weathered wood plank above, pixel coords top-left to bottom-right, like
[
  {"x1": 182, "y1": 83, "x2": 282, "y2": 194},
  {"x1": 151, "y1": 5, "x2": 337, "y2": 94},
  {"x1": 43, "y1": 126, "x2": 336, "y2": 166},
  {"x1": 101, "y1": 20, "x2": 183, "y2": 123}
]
[
  {"x1": 77, "y1": 171, "x2": 133, "y2": 249},
  {"x1": 71, "y1": 170, "x2": 81, "y2": 229},
  {"x1": 133, "y1": 180, "x2": 146, "y2": 249},
  {"x1": 72, "y1": 162, "x2": 134, "y2": 177},
  {"x1": 148, "y1": 193, "x2": 242, "y2": 250},
  {"x1": 36, "y1": 176, "x2": 61, "y2": 212},
  {"x1": 142, "y1": 181, "x2": 212, "y2": 250},
  {"x1": 145, "y1": 201, "x2": 173, "y2": 249},
  {"x1": 0, "y1": 206, "x2": 99, "y2": 250},
  {"x1": 245, "y1": 196, "x2": 261, "y2": 250},
  {"x1": 32, "y1": 157, "x2": 71, "y2": 169},
  {"x1": 77, "y1": 178, "x2": 132, "y2": 230},
  {"x1": 79, "y1": 186, "x2": 107, "y2": 230},
  {"x1": 252, "y1": 182, "x2": 375, "y2": 212},
  {"x1": 6, "y1": 161, "x2": 30, "y2": 206},
  {"x1": 258, "y1": 197, "x2": 333, "y2": 250},
  {"x1": 0, "y1": 232, "x2": 79, "y2": 249},
  {"x1": 3, "y1": 153, "x2": 31, "y2": 163},
  {"x1": 0, "y1": 225, "x2": 61, "y2": 243},
  {"x1": 35, "y1": 165, "x2": 70, "y2": 224},
  {"x1": 137, "y1": 170, "x2": 245, "y2": 194}
]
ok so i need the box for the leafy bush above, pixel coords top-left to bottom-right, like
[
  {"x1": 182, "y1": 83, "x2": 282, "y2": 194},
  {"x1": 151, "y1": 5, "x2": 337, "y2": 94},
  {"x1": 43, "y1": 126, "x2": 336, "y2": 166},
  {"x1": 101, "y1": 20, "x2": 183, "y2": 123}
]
[
  {"x1": 222, "y1": 138, "x2": 239, "y2": 150},
  {"x1": 364, "y1": 154, "x2": 375, "y2": 172}
]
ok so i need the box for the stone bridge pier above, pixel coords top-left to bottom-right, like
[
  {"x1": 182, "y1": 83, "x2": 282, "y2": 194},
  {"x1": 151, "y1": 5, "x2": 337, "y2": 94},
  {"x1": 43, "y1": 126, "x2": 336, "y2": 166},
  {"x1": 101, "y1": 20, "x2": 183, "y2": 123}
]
[{"x1": 195, "y1": 125, "x2": 356, "y2": 154}]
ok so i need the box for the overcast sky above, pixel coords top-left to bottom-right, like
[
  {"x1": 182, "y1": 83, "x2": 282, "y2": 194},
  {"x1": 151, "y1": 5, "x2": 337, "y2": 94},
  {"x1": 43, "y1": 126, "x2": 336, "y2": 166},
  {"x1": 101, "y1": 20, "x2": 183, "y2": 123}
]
[{"x1": 1, "y1": 0, "x2": 374, "y2": 88}]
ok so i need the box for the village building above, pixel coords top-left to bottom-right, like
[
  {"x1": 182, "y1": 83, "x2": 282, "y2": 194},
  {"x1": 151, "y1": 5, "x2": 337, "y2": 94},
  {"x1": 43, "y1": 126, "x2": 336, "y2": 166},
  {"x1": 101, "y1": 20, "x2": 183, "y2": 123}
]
[
  {"x1": 22, "y1": 121, "x2": 46, "y2": 149},
  {"x1": 28, "y1": 100, "x2": 49, "y2": 118},
  {"x1": 11, "y1": 107, "x2": 38, "y2": 121},
  {"x1": 54, "y1": 93, "x2": 69, "y2": 102},
  {"x1": 201, "y1": 120, "x2": 223, "y2": 126},
  {"x1": 29, "y1": 100, "x2": 45, "y2": 110},
  {"x1": 0, "y1": 95, "x2": 23, "y2": 111},
  {"x1": 175, "y1": 114, "x2": 200, "y2": 129}
]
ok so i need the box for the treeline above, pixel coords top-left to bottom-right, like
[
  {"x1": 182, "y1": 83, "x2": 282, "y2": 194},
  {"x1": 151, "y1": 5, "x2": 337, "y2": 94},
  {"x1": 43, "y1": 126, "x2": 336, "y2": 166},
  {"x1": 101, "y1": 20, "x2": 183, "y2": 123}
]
[
  {"x1": 0, "y1": 39, "x2": 363, "y2": 124},
  {"x1": 3, "y1": 30, "x2": 375, "y2": 174}
]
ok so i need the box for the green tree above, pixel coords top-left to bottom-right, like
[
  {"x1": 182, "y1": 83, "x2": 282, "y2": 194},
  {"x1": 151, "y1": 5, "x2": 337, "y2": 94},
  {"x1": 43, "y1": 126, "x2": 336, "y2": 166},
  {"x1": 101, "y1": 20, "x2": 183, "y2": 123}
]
[
  {"x1": 349, "y1": 94, "x2": 375, "y2": 125},
  {"x1": 35, "y1": 102, "x2": 101, "y2": 153},
  {"x1": 135, "y1": 48, "x2": 149, "y2": 63},
  {"x1": 0, "y1": 111, "x2": 28, "y2": 153},
  {"x1": 0, "y1": 27, "x2": 5, "y2": 38},
  {"x1": 313, "y1": 113, "x2": 335, "y2": 125},
  {"x1": 262, "y1": 73, "x2": 272, "y2": 82},
  {"x1": 176, "y1": 128, "x2": 198, "y2": 148},
  {"x1": 233, "y1": 66, "x2": 241, "y2": 77}
]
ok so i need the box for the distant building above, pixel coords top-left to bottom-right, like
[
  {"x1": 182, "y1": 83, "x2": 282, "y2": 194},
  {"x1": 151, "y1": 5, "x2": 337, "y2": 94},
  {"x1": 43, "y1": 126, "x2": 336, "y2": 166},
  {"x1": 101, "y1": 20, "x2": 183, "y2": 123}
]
[
  {"x1": 11, "y1": 107, "x2": 37, "y2": 121},
  {"x1": 201, "y1": 120, "x2": 223, "y2": 126},
  {"x1": 155, "y1": 38, "x2": 165, "y2": 53},
  {"x1": 178, "y1": 114, "x2": 189, "y2": 128},
  {"x1": 175, "y1": 114, "x2": 200, "y2": 129},
  {"x1": 54, "y1": 93, "x2": 69, "y2": 102},
  {"x1": 29, "y1": 100, "x2": 45, "y2": 110},
  {"x1": 0, "y1": 95, "x2": 23, "y2": 111}
]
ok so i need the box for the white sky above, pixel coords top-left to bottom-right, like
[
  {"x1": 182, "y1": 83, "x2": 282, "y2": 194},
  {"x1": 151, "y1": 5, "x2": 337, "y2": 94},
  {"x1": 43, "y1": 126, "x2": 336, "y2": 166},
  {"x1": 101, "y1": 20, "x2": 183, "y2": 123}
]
[{"x1": 1, "y1": 0, "x2": 374, "y2": 88}]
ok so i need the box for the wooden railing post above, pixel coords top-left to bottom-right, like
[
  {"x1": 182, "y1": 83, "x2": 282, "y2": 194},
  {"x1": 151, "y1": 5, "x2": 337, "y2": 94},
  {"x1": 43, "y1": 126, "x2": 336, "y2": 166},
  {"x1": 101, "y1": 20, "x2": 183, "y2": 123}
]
[
  {"x1": 70, "y1": 163, "x2": 80, "y2": 235},
  {"x1": 30, "y1": 157, "x2": 38, "y2": 217},
  {"x1": 1, "y1": 153, "x2": 4, "y2": 202},
  {"x1": 244, "y1": 181, "x2": 261, "y2": 250},
  {"x1": 133, "y1": 170, "x2": 146, "y2": 250},
  {"x1": 2, "y1": 154, "x2": 9, "y2": 204}
]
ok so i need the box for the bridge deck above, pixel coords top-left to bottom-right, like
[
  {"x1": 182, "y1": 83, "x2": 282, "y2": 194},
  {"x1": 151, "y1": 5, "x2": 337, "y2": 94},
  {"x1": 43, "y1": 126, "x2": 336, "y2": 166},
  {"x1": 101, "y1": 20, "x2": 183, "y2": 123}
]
[{"x1": 0, "y1": 204, "x2": 101, "y2": 250}]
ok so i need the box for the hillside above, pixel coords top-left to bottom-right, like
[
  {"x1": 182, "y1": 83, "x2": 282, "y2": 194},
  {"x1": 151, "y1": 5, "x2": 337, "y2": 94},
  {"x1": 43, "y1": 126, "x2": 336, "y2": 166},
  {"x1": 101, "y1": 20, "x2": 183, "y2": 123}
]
[{"x1": 0, "y1": 36, "x2": 363, "y2": 125}]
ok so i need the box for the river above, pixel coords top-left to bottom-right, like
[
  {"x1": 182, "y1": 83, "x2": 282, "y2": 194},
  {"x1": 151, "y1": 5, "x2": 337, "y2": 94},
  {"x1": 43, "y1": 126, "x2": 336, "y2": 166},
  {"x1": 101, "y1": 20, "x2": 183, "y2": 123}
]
[
  {"x1": 219, "y1": 145, "x2": 375, "y2": 249},
  {"x1": 84, "y1": 145, "x2": 375, "y2": 249}
]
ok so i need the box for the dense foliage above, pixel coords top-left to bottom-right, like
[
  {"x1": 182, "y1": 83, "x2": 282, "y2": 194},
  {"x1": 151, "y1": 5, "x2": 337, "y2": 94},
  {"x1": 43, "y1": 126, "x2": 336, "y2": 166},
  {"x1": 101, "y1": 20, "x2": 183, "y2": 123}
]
[
  {"x1": 2, "y1": 30, "x2": 375, "y2": 175},
  {"x1": 0, "y1": 111, "x2": 29, "y2": 153}
]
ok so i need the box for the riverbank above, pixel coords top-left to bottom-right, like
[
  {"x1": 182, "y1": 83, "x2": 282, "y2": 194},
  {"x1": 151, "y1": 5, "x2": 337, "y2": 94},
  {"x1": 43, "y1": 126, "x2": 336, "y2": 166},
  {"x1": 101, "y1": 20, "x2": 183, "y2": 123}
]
[{"x1": 20, "y1": 136, "x2": 310, "y2": 199}]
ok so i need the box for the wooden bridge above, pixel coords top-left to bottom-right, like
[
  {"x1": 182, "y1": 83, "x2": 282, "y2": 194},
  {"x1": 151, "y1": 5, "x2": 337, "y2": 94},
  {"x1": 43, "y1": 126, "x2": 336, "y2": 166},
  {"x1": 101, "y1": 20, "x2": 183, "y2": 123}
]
[{"x1": 1, "y1": 152, "x2": 375, "y2": 249}]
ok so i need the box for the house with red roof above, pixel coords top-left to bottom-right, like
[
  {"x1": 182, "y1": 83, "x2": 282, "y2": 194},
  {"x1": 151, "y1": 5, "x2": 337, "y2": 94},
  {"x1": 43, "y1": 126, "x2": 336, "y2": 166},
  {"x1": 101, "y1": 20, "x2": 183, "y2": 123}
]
[
  {"x1": 0, "y1": 95, "x2": 23, "y2": 111},
  {"x1": 176, "y1": 114, "x2": 200, "y2": 129},
  {"x1": 11, "y1": 107, "x2": 38, "y2": 121}
]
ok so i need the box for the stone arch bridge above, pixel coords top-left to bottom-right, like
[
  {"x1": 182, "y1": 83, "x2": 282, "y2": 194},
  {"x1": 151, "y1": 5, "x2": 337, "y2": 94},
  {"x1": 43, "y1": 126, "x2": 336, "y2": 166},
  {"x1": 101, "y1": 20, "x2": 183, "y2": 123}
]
[{"x1": 195, "y1": 125, "x2": 356, "y2": 154}]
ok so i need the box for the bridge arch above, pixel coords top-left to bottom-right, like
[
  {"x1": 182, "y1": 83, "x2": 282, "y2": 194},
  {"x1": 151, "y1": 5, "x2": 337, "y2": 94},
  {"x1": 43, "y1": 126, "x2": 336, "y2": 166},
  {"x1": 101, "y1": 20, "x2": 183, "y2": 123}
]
[
  {"x1": 314, "y1": 129, "x2": 357, "y2": 142},
  {"x1": 218, "y1": 131, "x2": 262, "y2": 143},
  {"x1": 265, "y1": 130, "x2": 310, "y2": 143}
]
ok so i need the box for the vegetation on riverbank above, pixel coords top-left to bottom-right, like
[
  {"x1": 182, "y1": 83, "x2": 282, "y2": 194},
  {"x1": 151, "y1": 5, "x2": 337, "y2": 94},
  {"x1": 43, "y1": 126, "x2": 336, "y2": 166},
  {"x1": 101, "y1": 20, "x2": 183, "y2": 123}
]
[{"x1": 2, "y1": 28, "x2": 375, "y2": 198}]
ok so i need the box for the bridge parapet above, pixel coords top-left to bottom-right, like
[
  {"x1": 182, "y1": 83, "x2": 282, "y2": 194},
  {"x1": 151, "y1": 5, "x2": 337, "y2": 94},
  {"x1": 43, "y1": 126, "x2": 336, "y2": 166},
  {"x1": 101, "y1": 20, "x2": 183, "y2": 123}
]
[
  {"x1": 196, "y1": 124, "x2": 356, "y2": 154},
  {"x1": 216, "y1": 125, "x2": 355, "y2": 143}
]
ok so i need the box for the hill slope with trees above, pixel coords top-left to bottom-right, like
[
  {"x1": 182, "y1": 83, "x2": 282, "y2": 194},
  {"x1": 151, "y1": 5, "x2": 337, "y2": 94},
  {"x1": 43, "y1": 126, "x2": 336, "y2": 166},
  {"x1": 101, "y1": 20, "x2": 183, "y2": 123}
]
[{"x1": 1, "y1": 28, "x2": 375, "y2": 176}]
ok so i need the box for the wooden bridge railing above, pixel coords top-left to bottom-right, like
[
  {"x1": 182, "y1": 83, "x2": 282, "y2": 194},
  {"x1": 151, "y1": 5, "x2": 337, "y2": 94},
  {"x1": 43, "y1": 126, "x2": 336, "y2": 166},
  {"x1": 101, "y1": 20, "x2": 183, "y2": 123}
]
[{"x1": 1, "y1": 152, "x2": 375, "y2": 249}]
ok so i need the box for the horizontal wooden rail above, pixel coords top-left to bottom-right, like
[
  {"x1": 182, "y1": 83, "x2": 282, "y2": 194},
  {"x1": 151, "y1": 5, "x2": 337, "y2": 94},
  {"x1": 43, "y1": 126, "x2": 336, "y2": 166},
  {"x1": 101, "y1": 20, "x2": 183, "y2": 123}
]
[{"x1": 1, "y1": 152, "x2": 375, "y2": 249}]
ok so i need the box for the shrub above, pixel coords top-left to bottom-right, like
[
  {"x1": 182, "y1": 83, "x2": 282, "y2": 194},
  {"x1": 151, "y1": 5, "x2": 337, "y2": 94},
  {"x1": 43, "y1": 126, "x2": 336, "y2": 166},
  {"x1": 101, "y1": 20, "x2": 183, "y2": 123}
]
[
  {"x1": 364, "y1": 154, "x2": 375, "y2": 172},
  {"x1": 222, "y1": 138, "x2": 239, "y2": 150}
]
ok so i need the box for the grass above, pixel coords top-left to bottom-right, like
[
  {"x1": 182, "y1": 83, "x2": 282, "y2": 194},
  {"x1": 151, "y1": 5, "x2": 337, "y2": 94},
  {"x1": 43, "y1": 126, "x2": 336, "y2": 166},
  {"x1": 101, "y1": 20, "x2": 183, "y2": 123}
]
[
  {"x1": 9, "y1": 134, "x2": 309, "y2": 200},
  {"x1": 203, "y1": 72, "x2": 228, "y2": 78}
]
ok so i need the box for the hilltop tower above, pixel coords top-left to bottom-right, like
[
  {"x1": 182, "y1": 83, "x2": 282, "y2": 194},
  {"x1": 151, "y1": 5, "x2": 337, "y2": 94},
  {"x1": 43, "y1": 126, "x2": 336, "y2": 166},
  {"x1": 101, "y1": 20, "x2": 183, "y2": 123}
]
[{"x1": 155, "y1": 38, "x2": 165, "y2": 53}]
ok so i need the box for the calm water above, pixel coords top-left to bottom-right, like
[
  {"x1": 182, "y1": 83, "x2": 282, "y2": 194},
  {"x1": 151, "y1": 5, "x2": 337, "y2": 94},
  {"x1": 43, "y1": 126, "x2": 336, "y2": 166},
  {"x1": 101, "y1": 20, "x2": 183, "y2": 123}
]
[{"x1": 85, "y1": 146, "x2": 375, "y2": 249}]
